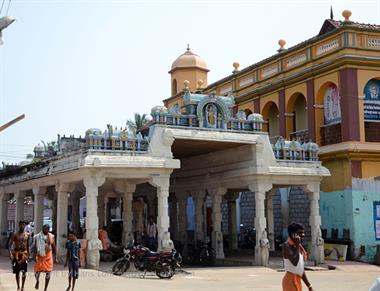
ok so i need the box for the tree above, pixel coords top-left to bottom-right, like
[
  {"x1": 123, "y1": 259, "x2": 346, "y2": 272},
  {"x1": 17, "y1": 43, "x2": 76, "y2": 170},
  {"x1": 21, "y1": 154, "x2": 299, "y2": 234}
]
[{"x1": 126, "y1": 113, "x2": 149, "y2": 131}]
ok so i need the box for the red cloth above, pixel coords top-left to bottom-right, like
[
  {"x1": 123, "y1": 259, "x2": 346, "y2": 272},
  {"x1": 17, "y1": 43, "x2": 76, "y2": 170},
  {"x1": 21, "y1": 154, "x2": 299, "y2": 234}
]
[
  {"x1": 282, "y1": 271, "x2": 303, "y2": 291},
  {"x1": 282, "y1": 238, "x2": 308, "y2": 291},
  {"x1": 98, "y1": 230, "x2": 107, "y2": 251},
  {"x1": 34, "y1": 250, "x2": 53, "y2": 273}
]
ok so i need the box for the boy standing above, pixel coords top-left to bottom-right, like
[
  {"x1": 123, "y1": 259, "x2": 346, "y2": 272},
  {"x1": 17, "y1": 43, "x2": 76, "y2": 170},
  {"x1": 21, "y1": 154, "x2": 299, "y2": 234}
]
[{"x1": 64, "y1": 231, "x2": 81, "y2": 291}]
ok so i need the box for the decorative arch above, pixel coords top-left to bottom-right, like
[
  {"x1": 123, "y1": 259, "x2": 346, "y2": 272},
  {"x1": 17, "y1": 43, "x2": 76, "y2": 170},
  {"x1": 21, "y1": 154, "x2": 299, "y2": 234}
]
[
  {"x1": 172, "y1": 79, "x2": 178, "y2": 96},
  {"x1": 286, "y1": 92, "x2": 308, "y2": 140},
  {"x1": 315, "y1": 81, "x2": 342, "y2": 145},
  {"x1": 261, "y1": 101, "x2": 279, "y2": 140},
  {"x1": 363, "y1": 78, "x2": 380, "y2": 142},
  {"x1": 197, "y1": 94, "x2": 231, "y2": 129}
]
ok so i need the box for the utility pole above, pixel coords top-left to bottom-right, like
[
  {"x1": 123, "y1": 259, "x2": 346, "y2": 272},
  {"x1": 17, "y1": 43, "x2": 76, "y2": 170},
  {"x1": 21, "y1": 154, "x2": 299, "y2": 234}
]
[
  {"x1": 0, "y1": 15, "x2": 15, "y2": 45},
  {"x1": 0, "y1": 114, "x2": 25, "y2": 132}
]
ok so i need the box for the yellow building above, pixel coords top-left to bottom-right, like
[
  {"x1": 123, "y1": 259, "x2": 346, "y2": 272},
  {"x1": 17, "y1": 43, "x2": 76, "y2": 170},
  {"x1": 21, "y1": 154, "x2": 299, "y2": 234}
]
[{"x1": 165, "y1": 10, "x2": 380, "y2": 262}]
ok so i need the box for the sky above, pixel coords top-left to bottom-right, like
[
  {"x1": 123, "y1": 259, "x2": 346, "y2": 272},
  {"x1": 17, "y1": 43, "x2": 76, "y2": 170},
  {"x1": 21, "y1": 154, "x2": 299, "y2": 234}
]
[{"x1": 0, "y1": 0, "x2": 379, "y2": 164}]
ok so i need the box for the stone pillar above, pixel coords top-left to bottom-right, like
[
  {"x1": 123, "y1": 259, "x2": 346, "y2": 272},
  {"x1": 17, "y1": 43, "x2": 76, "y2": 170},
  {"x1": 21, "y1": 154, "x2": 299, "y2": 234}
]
[
  {"x1": 104, "y1": 196, "x2": 111, "y2": 227},
  {"x1": 169, "y1": 196, "x2": 178, "y2": 240},
  {"x1": 70, "y1": 193, "x2": 81, "y2": 233},
  {"x1": 249, "y1": 183, "x2": 272, "y2": 266},
  {"x1": 305, "y1": 183, "x2": 324, "y2": 265},
  {"x1": 228, "y1": 200, "x2": 238, "y2": 250},
  {"x1": 150, "y1": 176, "x2": 173, "y2": 251},
  {"x1": 99, "y1": 195, "x2": 106, "y2": 228},
  {"x1": 120, "y1": 183, "x2": 135, "y2": 246},
  {"x1": 52, "y1": 195, "x2": 57, "y2": 233},
  {"x1": 84, "y1": 175, "x2": 106, "y2": 269},
  {"x1": 33, "y1": 186, "x2": 46, "y2": 235},
  {"x1": 266, "y1": 190, "x2": 276, "y2": 252},
  {"x1": 194, "y1": 190, "x2": 206, "y2": 242},
  {"x1": 135, "y1": 198, "x2": 144, "y2": 233},
  {"x1": 209, "y1": 187, "x2": 226, "y2": 259},
  {"x1": 14, "y1": 190, "x2": 25, "y2": 227},
  {"x1": 0, "y1": 191, "x2": 9, "y2": 248},
  {"x1": 56, "y1": 183, "x2": 74, "y2": 262},
  {"x1": 177, "y1": 193, "x2": 188, "y2": 247},
  {"x1": 146, "y1": 195, "x2": 156, "y2": 218}
]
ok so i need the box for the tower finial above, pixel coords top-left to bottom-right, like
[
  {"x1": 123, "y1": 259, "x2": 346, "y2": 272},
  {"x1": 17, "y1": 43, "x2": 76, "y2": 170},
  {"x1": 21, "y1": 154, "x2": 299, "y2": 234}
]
[
  {"x1": 330, "y1": 5, "x2": 334, "y2": 19},
  {"x1": 187, "y1": 44, "x2": 190, "y2": 51}
]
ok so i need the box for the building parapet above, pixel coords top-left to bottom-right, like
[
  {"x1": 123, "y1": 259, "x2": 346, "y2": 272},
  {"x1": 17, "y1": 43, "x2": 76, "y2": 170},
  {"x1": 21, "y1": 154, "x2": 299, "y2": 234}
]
[
  {"x1": 272, "y1": 137, "x2": 319, "y2": 162},
  {"x1": 151, "y1": 91, "x2": 264, "y2": 132}
]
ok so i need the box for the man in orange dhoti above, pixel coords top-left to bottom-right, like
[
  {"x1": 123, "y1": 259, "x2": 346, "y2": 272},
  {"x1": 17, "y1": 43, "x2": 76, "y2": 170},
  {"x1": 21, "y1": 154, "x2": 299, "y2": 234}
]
[
  {"x1": 282, "y1": 223, "x2": 314, "y2": 291},
  {"x1": 33, "y1": 224, "x2": 57, "y2": 291}
]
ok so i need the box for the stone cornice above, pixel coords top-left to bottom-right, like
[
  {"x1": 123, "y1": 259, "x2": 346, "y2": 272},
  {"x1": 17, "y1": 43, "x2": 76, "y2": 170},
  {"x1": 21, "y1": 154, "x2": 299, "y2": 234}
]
[
  {"x1": 204, "y1": 26, "x2": 380, "y2": 91},
  {"x1": 318, "y1": 141, "x2": 380, "y2": 160},
  {"x1": 234, "y1": 54, "x2": 380, "y2": 104}
]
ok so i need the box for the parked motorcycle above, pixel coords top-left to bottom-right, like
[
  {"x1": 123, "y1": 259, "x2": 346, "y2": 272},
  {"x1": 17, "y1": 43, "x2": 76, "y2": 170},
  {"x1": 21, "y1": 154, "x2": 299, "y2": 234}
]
[
  {"x1": 238, "y1": 225, "x2": 256, "y2": 249},
  {"x1": 112, "y1": 244, "x2": 181, "y2": 279},
  {"x1": 185, "y1": 240, "x2": 216, "y2": 266}
]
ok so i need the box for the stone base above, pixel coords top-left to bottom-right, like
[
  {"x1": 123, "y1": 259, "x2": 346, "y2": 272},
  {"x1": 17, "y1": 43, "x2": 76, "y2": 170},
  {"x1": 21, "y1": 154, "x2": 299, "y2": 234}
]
[
  {"x1": 212, "y1": 231, "x2": 224, "y2": 259},
  {"x1": 254, "y1": 246, "x2": 269, "y2": 266},
  {"x1": 86, "y1": 238, "x2": 102, "y2": 269}
]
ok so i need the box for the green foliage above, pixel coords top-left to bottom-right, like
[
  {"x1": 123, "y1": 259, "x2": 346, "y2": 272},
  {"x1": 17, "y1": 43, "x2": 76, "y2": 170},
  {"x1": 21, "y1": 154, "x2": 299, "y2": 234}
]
[{"x1": 127, "y1": 113, "x2": 149, "y2": 131}]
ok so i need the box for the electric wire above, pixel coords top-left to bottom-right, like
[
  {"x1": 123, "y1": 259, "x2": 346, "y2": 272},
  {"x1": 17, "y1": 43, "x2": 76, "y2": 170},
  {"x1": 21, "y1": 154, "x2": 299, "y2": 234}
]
[
  {"x1": 5, "y1": 0, "x2": 11, "y2": 16},
  {"x1": 0, "y1": 0, "x2": 5, "y2": 16}
]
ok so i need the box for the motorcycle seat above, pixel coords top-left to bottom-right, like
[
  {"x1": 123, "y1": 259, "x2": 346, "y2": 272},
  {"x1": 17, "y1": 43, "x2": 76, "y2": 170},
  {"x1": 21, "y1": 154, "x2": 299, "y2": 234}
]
[
  {"x1": 146, "y1": 251, "x2": 160, "y2": 257},
  {"x1": 159, "y1": 252, "x2": 171, "y2": 257}
]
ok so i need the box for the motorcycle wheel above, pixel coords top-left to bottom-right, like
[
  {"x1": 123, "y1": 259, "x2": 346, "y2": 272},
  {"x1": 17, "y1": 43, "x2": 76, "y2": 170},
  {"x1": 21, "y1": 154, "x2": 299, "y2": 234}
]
[
  {"x1": 155, "y1": 263, "x2": 174, "y2": 279},
  {"x1": 112, "y1": 259, "x2": 130, "y2": 276}
]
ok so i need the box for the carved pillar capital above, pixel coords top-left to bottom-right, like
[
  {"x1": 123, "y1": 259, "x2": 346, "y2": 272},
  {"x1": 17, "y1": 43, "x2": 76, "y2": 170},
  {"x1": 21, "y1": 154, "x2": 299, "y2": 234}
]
[
  {"x1": 55, "y1": 182, "x2": 75, "y2": 193},
  {"x1": 207, "y1": 187, "x2": 227, "y2": 197},
  {"x1": 303, "y1": 182, "x2": 320, "y2": 194},
  {"x1": 114, "y1": 181, "x2": 136, "y2": 196},
  {"x1": 248, "y1": 183, "x2": 273, "y2": 194},
  {"x1": 32, "y1": 185, "x2": 47, "y2": 196},
  {"x1": 14, "y1": 189, "x2": 26, "y2": 199},
  {"x1": 83, "y1": 175, "x2": 106, "y2": 195},
  {"x1": 150, "y1": 176, "x2": 170, "y2": 193}
]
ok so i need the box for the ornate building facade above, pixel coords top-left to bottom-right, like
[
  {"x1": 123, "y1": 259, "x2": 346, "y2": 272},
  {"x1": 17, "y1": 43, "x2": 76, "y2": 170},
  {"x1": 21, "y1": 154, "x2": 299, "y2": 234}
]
[{"x1": 164, "y1": 10, "x2": 380, "y2": 262}]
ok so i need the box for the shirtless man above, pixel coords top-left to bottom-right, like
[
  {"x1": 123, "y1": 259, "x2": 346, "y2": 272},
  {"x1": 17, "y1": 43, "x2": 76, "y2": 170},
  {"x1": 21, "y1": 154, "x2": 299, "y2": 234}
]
[
  {"x1": 9, "y1": 220, "x2": 30, "y2": 291},
  {"x1": 282, "y1": 223, "x2": 313, "y2": 291},
  {"x1": 33, "y1": 224, "x2": 57, "y2": 291}
]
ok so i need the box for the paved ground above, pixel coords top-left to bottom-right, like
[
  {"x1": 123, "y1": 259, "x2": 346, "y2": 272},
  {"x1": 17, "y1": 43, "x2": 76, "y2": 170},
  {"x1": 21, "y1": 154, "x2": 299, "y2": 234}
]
[{"x1": 0, "y1": 256, "x2": 379, "y2": 291}]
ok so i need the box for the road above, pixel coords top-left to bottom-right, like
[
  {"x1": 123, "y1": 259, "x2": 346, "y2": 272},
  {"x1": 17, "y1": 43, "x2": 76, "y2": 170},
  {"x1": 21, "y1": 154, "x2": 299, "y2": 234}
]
[{"x1": 0, "y1": 257, "x2": 378, "y2": 291}]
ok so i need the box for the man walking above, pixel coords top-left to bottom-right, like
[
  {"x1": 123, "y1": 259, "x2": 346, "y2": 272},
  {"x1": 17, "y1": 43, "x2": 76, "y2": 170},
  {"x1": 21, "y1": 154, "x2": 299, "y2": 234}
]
[
  {"x1": 33, "y1": 224, "x2": 57, "y2": 291},
  {"x1": 9, "y1": 220, "x2": 30, "y2": 291},
  {"x1": 282, "y1": 223, "x2": 314, "y2": 291}
]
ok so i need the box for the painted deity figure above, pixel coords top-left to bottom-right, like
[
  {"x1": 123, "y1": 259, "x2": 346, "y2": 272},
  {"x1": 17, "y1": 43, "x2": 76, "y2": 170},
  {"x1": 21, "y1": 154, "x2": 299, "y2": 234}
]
[
  {"x1": 324, "y1": 85, "x2": 341, "y2": 123},
  {"x1": 370, "y1": 83, "x2": 379, "y2": 99},
  {"x1": 206, "y1": 104, "x2": 217, "y2": 127}
]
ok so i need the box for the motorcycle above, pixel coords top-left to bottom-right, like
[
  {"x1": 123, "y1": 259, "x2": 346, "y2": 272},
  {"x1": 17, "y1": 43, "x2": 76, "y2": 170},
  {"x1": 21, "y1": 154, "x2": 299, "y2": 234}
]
[
  {"x1": 184, "y1": 240, "x2": 216, "y2": 266},
  {"x1": 112, "y1": 244, "x2": 181, "y2": 279},
  {"x1": 197, "y1": 240, "x2": 216, "y2": 267},
  {"x1": 238, "y1": 225, "x2": 256, "y2": 250}
]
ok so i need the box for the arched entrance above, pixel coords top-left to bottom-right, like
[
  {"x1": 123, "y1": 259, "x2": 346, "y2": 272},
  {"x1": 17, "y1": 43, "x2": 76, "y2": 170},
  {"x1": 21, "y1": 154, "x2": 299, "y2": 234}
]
[
  {"x1": 286, "y1": 93, "x2": 308, "y2": 142},
  {"x1": 316, "y1": 82, "x2": 342, "y2": 146},
  {"x1": 262, "y1": 102, "x2": 279, "y2": 142}
]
